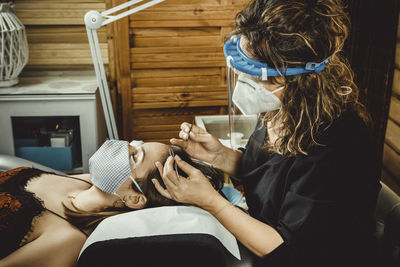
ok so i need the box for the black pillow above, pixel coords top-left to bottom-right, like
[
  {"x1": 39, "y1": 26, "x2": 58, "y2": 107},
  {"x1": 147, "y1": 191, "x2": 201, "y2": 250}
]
[{"x1": 78, "y1": 233, "x2": 234, "y2": 267}]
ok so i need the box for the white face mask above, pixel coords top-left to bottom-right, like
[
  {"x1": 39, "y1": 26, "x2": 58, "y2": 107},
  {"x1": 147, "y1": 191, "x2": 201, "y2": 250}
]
[
  {"x1": 89, "y1": 140, "x2": 143, "y2": 197},
  {"x1": 232, "y1": 74, "x2": 284, "y2": 115}
]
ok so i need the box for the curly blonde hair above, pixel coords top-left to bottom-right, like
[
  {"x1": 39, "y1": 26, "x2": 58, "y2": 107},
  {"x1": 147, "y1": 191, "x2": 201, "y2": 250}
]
[{"x1": 231, "y1": 0, "x2": 371, "y2": 156}]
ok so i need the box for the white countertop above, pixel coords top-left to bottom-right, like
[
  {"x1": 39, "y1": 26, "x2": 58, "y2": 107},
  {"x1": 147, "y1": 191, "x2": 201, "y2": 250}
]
[{"x1": 0, "y1": 71, "x2": 98, "y2": 95}]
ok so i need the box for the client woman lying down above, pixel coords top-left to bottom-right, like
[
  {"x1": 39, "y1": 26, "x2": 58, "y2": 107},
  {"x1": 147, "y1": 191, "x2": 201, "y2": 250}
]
[{"x1": 0, "y1": 140, "x2": 224, "y2": 267}]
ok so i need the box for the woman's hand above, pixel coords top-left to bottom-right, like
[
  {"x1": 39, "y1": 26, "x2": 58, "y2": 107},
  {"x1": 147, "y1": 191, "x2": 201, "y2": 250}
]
[
  {"x1": 171, "y1": 122, "x2": 225, "y2": 167},
  {"x1": 171, "y1": 122, "x2": 242, "y2": 176},
  {"x1": 152, "y1": 155, "x2": 219, "y2": 208}
]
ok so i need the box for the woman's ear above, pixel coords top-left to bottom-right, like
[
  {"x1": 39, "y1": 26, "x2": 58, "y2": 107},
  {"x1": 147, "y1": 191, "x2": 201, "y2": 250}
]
[{"x1": 124, "y1": 194, "x2": 147, "y2": 209}]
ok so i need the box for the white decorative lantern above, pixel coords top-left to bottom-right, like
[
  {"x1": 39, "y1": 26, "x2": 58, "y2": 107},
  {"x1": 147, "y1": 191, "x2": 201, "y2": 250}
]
[{"x1": 0, "y1": 2, "x2": 28, "y2": 87}]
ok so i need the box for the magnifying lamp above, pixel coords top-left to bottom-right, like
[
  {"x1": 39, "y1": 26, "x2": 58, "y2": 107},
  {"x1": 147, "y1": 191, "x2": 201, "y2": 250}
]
[{"x1": 84, "y1": 0, "x2": 165, "y2": 140}]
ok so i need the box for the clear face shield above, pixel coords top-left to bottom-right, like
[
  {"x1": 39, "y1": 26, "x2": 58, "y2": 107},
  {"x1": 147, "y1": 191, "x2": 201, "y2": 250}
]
[
  {"x1": 226, "y1": 65, "x2": 259, "y2": 149},
  {"x1": 223, "y1": 35, "x2": 329, "y2": 149}
]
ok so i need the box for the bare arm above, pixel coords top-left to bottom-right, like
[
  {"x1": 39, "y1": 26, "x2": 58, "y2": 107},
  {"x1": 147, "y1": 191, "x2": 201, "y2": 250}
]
[
  {"x1": 153, "y1": 156, "x2": 284, "y2": 257},
  {"x1": 203, "y1": 193, "x2": 283, "y2": 256},
  {"x1": 0, "y1": 229, "x2": 86, "y2": 267}
]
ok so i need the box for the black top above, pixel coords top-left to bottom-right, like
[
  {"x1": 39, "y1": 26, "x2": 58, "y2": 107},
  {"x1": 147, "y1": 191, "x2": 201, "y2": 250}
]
[
  {"x1": 238, "y1": 112, "x2": 381, "y2": 267},
  {"x1": 0, "y1": 167, "x2": 47, "y2": 259},
  {"x1": 0, "y1": 167, "x2": 90, "y2": 260}
]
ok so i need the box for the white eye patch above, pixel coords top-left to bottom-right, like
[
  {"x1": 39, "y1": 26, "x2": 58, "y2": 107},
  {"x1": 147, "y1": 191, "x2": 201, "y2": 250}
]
[{"x1": 130, "y1": 155, "x2": 136, "y2": 169}]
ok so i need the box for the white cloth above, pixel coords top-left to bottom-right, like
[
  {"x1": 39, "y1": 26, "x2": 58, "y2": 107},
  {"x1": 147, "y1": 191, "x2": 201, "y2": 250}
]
[{"x1": 79, "y1": 206, "x2": 241, "y2": 260}]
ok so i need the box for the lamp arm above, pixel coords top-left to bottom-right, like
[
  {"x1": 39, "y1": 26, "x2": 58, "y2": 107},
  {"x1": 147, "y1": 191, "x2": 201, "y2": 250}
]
[
  {"x1": 85, "y1": 0, "x2": 165, "y2": 30},
  {"x1": 101, "y1": 0, "x2": 165, "y2": 26},
  {"x1": 86, "y1": 27, "x2": 119, "y2": 140},
  {"x1": 102, "y1": 0, "x2": 144, "y2": 16},
  {"x1": 84, "y1": 0, "x2": 165, "y2": 140}
]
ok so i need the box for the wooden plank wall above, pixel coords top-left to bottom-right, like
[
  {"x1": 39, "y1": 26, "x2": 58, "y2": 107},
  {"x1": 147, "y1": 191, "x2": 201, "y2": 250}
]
[
  {"x1": 122, "y1": 0, "x2": 248, "y2": 143},
  {"x1": 382, "y1": 13, "x2": 400, "y2": 195},
  {"x1": 15, "y1": 0, "x2": 108, "y2": 70}
]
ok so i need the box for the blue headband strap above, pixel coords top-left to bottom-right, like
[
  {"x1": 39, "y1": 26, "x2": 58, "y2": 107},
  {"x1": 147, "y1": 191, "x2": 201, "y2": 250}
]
[{"x1": 223, "y1": 36, "x2": 328, "y2": 78}]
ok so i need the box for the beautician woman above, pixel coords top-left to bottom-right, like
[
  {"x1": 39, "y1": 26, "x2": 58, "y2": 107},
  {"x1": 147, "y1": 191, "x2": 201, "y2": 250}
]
[{"x1": 153, "y1": 0, "x2": 381, "y2": 266}]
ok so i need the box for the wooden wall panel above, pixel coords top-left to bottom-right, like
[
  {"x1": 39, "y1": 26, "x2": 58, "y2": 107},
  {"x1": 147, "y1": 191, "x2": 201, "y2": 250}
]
[
  {"x1": 385, "y1": 120, "x2": 400, "y2": 153},
  {"x1": 393, "y1": 68, "x2": 400, "y2": 96},
  {"x1": 131, "y1": 106, "x2": 227, "y2": 143},
  {"x1": 382, "y1": 12, "x2": 400, "y2": 195},
  {"x1": 15, "y1": 0, "x2": 107, "y2": 70},
  {"x1": 383, "y1": 144, "x2": 400, "y2": 178},
  {"x1": 108, "y1": 0, "x2": 133, "y2": 139},
  {"x1": 388, "y1": 96, "x2": 400, "y2": 125},
  {"x1": 16, "y1": 1, "x2": 104, "y2": 25},
  {"x1": 120, "y1": 0, "x2": 247, "y2": 142}
]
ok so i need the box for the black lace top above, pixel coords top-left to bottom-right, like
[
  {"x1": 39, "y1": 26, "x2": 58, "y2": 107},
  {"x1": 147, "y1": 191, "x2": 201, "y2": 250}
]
[
  {"x1": 0, "y1": 167, "x2": 49, "y2": 259},
  {"x1": 0, "y1": 167, "x2": 91, "y2": 260}
]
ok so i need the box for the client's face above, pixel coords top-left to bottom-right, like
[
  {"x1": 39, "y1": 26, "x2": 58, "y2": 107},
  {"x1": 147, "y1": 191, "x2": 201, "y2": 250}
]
[
  {"x1": 70, "y1": 142, "x2": 169, "y2": 211},
  {"x1": 112, "y1": 142, "x2": 169, "y2": 203},
  {"x1": 128, "y1": 142, "x2": 169, "y2": 181}
]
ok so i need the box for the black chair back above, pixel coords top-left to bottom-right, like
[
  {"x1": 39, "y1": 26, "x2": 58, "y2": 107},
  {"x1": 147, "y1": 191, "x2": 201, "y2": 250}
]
[{"x1": 374, "y1": 182, "x2": 400, "y2": 267}]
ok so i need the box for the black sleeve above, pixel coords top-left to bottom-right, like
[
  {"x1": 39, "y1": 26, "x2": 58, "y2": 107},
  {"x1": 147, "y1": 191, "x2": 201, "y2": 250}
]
[
  {"x1": 257, "y1": 126, "x2": 380, "y2": 266},
  {"x1": 274, "y1": 147, "x2": 343, "y2": 243}
]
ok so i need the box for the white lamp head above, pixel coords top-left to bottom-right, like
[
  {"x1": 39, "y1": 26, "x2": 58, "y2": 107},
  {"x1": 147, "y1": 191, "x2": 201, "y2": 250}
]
[
  {"x1": 84, "y1": 11, "x2": 103, "y2": 30},
  {"x1": 0, "y1": 2, "x2": 29, "y2": 87}
]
